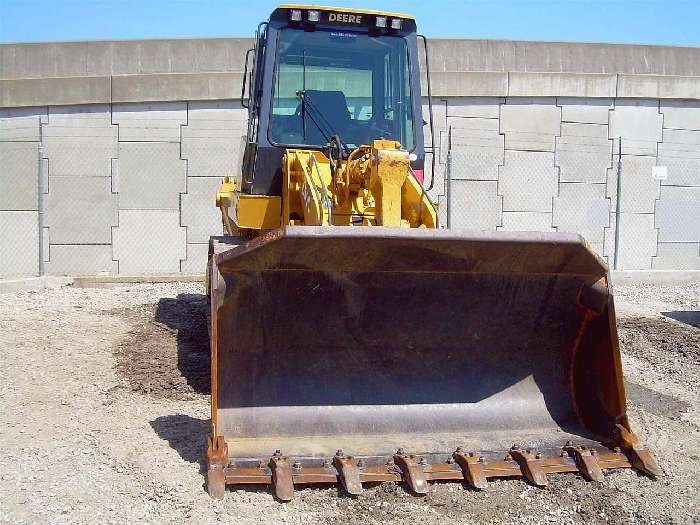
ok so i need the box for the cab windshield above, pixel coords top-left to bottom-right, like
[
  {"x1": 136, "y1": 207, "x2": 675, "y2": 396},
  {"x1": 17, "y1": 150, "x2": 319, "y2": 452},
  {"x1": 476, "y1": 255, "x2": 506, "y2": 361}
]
[{"x1": 270, "y1": 28, "x2": 414, "y2": 150}]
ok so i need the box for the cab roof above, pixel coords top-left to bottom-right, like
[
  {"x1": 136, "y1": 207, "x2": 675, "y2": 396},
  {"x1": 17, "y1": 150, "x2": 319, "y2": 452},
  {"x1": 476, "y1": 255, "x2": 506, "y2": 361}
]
[{"x1": 277, "y1": 4, "x2": 414, "y2": 20}]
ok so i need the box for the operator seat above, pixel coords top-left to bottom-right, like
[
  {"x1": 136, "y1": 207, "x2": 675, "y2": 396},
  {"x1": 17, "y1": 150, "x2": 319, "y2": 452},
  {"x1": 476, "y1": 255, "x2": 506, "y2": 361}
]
[{"x1": 298, "y1": 90, "x2": 352, "y2": 144}]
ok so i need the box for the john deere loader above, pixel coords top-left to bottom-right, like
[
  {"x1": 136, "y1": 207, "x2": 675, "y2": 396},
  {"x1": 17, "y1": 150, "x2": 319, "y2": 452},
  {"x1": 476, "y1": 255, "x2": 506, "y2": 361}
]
[{"x1": 205, "y1": 4, "x2": 659, "y2": 500}]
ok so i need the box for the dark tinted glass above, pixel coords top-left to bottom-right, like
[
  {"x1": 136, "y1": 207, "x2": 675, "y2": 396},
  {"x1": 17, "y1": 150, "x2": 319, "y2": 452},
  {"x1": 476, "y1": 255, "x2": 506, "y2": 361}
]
[{"x1": 270, "y1": 29, "x2": 414, "y2": 150}]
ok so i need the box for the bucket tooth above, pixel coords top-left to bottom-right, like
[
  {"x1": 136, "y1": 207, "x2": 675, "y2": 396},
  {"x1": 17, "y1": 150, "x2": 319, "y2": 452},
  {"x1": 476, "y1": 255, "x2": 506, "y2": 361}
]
[
  {"x1": 613, "y1": 424, "x2": 661, "y2": 478},
  {"x1": 269, "y1": 452, "x2": 294, "y2": 502},
  {"x1": 453, "y1": 450, "x2": 488, "y2": 490},
  {"x1": 394, "y1": 451, "x2": 429, "y2": 494},
  {"x1": 509, "y1": 447, "x2": 548, "y2": 487},
  {"x1": 332, "y1": 451, "x2": 363, "y2": 496},
  {"x1": 206, "y1": 435, "x2": 228, "y2": 498},
  {"x1": 564, "y1": 444, "x2": 605, "y2": 482}
]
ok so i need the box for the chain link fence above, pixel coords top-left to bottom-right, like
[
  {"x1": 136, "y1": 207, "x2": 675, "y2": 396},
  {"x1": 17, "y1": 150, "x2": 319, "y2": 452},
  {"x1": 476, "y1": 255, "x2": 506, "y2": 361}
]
[
  {"x1": 2, "y1": 126, "x2": 698, "y2": 276},
  {"x1": 440, "y1": 129, "x2": 699, "y2": 270},
  {"x1": 0, "y1": 140, "x2": 43, "y2": 277}
]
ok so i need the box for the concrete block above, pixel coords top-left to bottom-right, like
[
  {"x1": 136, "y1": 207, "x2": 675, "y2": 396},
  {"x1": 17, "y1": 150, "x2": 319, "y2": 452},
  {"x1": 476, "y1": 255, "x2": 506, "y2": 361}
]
[
  {"x1": 660, "y1": 100, "x2": 700, "y2": 130},
  {"x1": 116, "y1": 142, "x2": 186, "y2": 210},
  {"x1": 44, "y1": 176, "x2": 118, "y2": 244},
  {"x1": 112, "y1": 102, "x2": 187, "y2": 142},
  {"x1": 553, "y1": 183, "x2": 610, "y2": 242},
  {"x1": 181, "y1": 102, "x2": 247, "y2": 178},
  {"x1": 556, "y1": 152, "x2": 612, "y2": 184},
  {"x1": 111, "y1": 72, "x2": 241, "y2": 104},
  {"x1": 42, "y1": 138, "x2": 118, "y2": 177},
  {"x1": 42, "y1": 105, "x2": 118, "y2": 177},
  {"x1": 658, "y1": 129, "x2": 700, "y2": 157},
  {"x1": 444, "y1": 117, "x2": 504, "y2": 179},
  {"x1": 446, "y1": 97, "x2": 504, "y2": 119},
  {"x1": 0, "y1": 142, "x2": 38, "y2": 210},
  {"x1": 45, "y1": 244, "x2": 118, "y2": 275},
  {"x1": 661, "y1": 128, "x2": 700, "y2": 148},
  {"x1": 656, "y1": 129, "x2": 700, "y2": 186},
  {"x1": 652, "y1": 243, "x2": 700, "y2": 270},
  {"x1": 609, "y1": 99, "x2": 662, "y2": 156},
  {"x1": 0, "y1": 211, "x2": 38, "y2": 277},
  {"x1": 555, "y1": 123, "x2": 612, "y2": 183},
  {"x1": 656, "y1": 158, "x2": 700, "y2": 187},
  {"x1": 557, "y1": 98, "x2": 613, "y2": 125},
  {"x1": 606, "y1": 155, "x2": 659, "y2": 214},
  {"x1": 425, "y1": 72, "x2": 508, "y2": 98},
  {"x1": 46, "y1": 104, "x2": 114, "y2": 126},
  {"x1": 448, "y1": 180, "x2": 502, "y2": 230},
  {"x1": 112, "y1": 209, "x2": 186, "y2": 274},
  {"x1": 557, "y1": 123, "x2": 612, "y2": 155},
  {"x1": 80, "y1": 38, "x2": 248, "y2": 76},
  {"x1": 500, "y1": 103, "x2": 561, "y2": 152},
  {"x1": 508, "y1": 72, "x2": 616, "y2": 98},
  {"x1": 559, "y1": 122, "x2": 610, "y2": 142},
  {"x1": 617, "y1": 74, "x2": 700, "y2": 99},
  {"x1": 604, "y1": 213, "x2": 657, "y2": 270},
  {"x1": 448, "y1": 147, "x2": 503, "y2": 182},
  {"x1": 498, "y1": 212, "x2": 554, "y2": 231},
  {"x1": 181, "y1": 177, "x2": 223, "y2": 243},
  {"x1": 655, "y1": 186, "x2": 700, "y2": 242},
  {"x1": 0, "y1": 76, "x2": 111, "y2": 108},
  {"x1": 448, "y1": 117, "x2": 501, "y2": 140},
  {"x1": 187, "y1": 100, "x2": 248, "y2": 121},
  {"x1": 0, "y1": 107, "x2": 47, "y2": 141},
  {"x1": 181, "y1": 243, "x2": 209, "y2": 274},
  {"x1": 498, "y1": 150, "x2": 558, "y2": 212}
]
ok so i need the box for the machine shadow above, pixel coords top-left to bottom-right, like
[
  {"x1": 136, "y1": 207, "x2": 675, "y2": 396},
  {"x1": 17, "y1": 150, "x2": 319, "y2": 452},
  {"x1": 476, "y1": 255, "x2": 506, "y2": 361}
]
[
  {"x1": 155, "y1": 293, "x2": 211, "y2": 395},
  {"x1": 662, "y1": 311, "x2": 700, "y2": 329},
  {"x1": 150, "y1": 415, "x2": 209, "y2": 475}
]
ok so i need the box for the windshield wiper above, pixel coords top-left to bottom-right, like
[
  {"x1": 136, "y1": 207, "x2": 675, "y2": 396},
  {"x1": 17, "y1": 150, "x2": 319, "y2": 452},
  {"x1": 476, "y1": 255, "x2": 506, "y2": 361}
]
[{"x1": 296, "y1": 89, "x2": 351, "y2": 156}]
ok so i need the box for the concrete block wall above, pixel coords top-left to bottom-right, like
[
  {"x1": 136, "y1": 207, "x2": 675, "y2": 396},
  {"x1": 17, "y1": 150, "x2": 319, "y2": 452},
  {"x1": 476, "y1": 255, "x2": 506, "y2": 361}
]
[
  {"x1": 2, "y1": 96, "x2": 699, "y2": 276},
  {"x1": 0, "y1": 107, "x2": 45, "y2": 276},
  {"x1": 430, "y1": 96, "x2": 700, "y2": 270},
  {"x1": 0, "y1": 100, "x2": 246, "y2": 276}
]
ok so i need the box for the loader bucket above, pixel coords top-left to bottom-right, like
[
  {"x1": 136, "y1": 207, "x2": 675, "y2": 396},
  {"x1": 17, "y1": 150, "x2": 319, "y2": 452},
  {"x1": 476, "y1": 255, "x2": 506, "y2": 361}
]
[{"x1": 206, "y1": 226, "x2": 659, "y2": 499}]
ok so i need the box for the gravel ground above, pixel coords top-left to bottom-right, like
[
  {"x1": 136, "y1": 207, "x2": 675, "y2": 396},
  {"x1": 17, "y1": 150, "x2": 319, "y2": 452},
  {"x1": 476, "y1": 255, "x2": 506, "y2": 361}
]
[{"x1": 0, "y1": 280, "x2": 698, "y2": 524}]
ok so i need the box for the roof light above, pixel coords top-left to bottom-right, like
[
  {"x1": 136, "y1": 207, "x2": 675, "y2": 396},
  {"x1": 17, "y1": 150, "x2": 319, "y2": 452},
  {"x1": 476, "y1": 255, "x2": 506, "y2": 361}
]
[
  {"x1": 375, "y1": 16, "x2": 387, "y2": 28},
  {"x1": 289, "y1": 9, "x2": 302, "y2": 22},
  {"x1": 307, "y1": 10, "x2": 320, "y2": 22},
  {"x1": 390, "y1": 18, "x2": 403, "y2": 30}
]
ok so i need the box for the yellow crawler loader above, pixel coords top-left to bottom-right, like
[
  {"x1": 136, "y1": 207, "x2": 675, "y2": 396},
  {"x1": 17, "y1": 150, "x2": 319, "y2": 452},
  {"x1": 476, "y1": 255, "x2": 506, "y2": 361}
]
[{"x1": 205, "y1": 4, "x2": 659, "y2": 500}]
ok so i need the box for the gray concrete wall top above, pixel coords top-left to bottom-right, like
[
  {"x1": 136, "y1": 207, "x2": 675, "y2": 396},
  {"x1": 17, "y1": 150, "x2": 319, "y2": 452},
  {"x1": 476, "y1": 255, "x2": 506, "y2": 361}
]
[
  {"x1": 0, "y1": 38, "x2": 251, "y2": 79},
  {"x1": 3, "y1": 38, "x2": 700, "y2": 79},
  {"x1": 2, "y1": 37, "x2": 700, "y2": 107}
]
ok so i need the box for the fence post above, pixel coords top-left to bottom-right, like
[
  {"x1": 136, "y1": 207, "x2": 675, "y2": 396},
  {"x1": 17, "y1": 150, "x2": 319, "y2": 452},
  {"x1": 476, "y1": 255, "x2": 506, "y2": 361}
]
[
  {"x1": 445, "y1": 126, "x2": 452, "y2": 230},
  {"x1": 613, "y1": 138, "x2": 622, "y2": 270},
  {"x1": 37, "y1": 128, "x2": 45, "y2": 276}
]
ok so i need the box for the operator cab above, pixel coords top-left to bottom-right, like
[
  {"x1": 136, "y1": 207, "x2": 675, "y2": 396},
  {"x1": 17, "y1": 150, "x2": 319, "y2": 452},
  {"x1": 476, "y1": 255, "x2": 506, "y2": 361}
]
[{"x1": 240, "y1": 5, "x2": 431, "y2": 195}]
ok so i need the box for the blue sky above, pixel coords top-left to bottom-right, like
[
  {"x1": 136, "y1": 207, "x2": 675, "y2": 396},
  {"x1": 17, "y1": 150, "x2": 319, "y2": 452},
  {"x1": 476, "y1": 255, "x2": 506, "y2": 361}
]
[{"x1": 1, "y1": 0, "x2": 699, "y2": 45}]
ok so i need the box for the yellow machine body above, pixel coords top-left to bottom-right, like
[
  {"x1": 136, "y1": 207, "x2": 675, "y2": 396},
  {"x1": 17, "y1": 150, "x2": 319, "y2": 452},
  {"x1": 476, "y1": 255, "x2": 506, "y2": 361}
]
[{"x1": 218, "y1": 140, "x2": 436, "y2": 233}]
